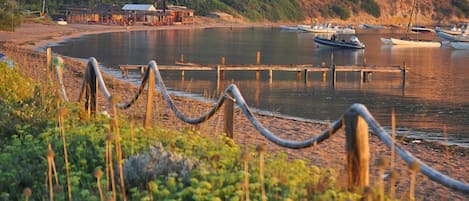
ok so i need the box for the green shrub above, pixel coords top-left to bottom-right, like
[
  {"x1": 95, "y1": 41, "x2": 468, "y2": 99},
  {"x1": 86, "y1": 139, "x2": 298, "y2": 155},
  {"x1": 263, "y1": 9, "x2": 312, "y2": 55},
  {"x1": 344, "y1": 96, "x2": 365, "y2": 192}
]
[
  {"x1": 0, "y1": 0, "x2": 22, "y2": 31},
  {"x1": 361, "y1": 0, "x2": 381, "y2": 18},
  {"x1": 0, "y1": 60, "x2": 360, "y2": 200},
  {"x1": 451, "y1": 0, "x2": 469, "y2": 17},
  {"x1": 332, "y1": 5, "x2": 351, "y2": 20}
]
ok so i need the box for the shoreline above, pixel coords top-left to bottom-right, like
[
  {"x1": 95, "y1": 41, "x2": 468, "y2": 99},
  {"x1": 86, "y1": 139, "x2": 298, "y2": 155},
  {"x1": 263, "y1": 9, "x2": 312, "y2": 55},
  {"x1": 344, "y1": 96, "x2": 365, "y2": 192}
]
[{"x1": 1, "y1": 22, "x2": 468, "y2": 200}]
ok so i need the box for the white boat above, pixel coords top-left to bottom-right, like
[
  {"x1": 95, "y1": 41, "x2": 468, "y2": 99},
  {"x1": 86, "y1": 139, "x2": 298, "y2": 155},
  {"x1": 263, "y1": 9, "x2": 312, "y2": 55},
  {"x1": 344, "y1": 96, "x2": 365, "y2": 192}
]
[
  {"x1": 280, "y1": 25, "x2": 299, "y2": 31},
  {"x1": 450, "y1": 42, "x2": 469, "y2": 50},
  {"x1": 335, "y1": 26, "x2": 356, "y2": 34},
  {"x1": 299, "y1": 24, "x2": 337, "y2": 33},
  {"x1": 436, "y1": 31, "x2": 469, "y2": 42},
  {"x1": 360, "y1": 24, "x2": 385, "y2": 29},
  {"x1": 314, "y1": 35, "x2": 365, "y2": 49},
  {"x1": 390, "y1": 37, "x2": 441, "y2": 47},
  {"x1": 380, "y1": 38, "x2": 393, "y2": 45},
  {"x1": 435, "y1": 25, "x2": 468, "y2": 35}
]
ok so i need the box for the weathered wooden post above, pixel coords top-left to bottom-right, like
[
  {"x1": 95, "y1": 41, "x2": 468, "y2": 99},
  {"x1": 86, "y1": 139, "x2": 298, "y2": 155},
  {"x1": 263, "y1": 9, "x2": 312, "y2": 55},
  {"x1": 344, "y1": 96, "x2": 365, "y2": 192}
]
[
  {"x1": 303, "y1": 69, "x2": 308, "y2": 83},
  {"x1": 296, "y1": 71, "x2": 302, "y2": 81},
  {"x1": 84, "y1": 65, "x2": 98, "y2": 115},
  {"x1": 180, "y1": 54, "x2": 184, "y2": 63},
  {"x1": 322, "y1": 71, "x2": 327, "y2": 82},
  {"x1": 224, "y1": 91, "x2": 235, "y2": 138},
  {"x1": 46, "y1": 47, "x2": 52, "y2": 79},
  {"x1": 344, "y1": 110, "x2": 370, "y2": 190},
  {"x1": 256, "y1": 70, "x2": 260, "y2": 80},
  {"x1": 331, "y1": 64, "x2": 337, "y2": 87},
  {"x1": 221, "y1": 56, "x2": 225, "y2": 65},
  {"x1": 144, "y1": 67, "x2": 155, "y2": 128},
  {"x1": 216, "y1": 65, "x2": 221, "y2": 92},
  {"x1": 268, "y1": 69, "x2": 273, "y2": 83},
  {"x1": 140, "y1": 66, "x2": 145, "y2": 78},
  {"x1": 402, "y1": 63, "x2": 407, "y2": 90},
  {"x1": 256, "y1": 51, "x2": 261, "y2": 65}
]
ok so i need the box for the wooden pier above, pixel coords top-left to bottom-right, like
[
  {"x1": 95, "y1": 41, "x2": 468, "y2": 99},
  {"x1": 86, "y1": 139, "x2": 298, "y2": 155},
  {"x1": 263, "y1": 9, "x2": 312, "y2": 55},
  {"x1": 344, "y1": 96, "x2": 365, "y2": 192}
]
[
  {"x1": 119, "y1": 51, "x2": 407, "y2": 88},
  {"x1": 119, "y1": 63, "x2": 407, "y2": 87}
]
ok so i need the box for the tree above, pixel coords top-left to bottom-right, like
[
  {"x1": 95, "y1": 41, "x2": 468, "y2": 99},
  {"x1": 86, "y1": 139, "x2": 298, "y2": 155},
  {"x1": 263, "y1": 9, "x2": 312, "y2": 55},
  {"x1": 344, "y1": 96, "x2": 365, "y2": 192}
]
[{"x1": 0, "y1": 0, "x2": 22, "y2": 31}]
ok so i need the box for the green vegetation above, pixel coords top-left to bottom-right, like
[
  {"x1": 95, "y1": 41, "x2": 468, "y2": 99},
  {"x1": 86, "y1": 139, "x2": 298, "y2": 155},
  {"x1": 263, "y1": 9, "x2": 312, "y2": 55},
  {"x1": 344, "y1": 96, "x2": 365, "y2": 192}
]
[
  {"x1": 361, "y1": 0, "x2": 381, "y2": 18},
  {"x1": 451, "y1": 0, "x2": 469, "y2": 18},
  {"x1": 0, "y1": 61, "x2": 362, "y2": 200},
  {"x1": 0, "y1": 0, "x2": 22, "y2": 31},
  {"x1": 331, "y1": 5, "x2": 351, "y2": 20}
]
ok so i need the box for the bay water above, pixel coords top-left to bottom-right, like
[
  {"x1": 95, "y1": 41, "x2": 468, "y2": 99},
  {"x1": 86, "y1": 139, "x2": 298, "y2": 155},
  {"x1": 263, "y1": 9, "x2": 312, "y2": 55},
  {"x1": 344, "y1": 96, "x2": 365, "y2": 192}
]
[{"x1": 51, "y1": 27, "x2": 469, "y2": 147}]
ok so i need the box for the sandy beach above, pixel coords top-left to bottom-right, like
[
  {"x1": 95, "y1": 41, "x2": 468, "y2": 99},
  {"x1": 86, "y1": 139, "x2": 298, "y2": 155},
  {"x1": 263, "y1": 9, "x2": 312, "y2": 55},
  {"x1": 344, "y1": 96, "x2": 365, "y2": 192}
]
[{"x1": 1, "y1": 21, "x2": 468, "y2": 200}]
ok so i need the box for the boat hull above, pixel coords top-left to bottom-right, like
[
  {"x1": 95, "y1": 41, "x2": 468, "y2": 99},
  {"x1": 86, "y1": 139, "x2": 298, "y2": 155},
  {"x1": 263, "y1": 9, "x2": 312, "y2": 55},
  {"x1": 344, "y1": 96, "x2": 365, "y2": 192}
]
[
  {"x1": 436, "y1": 32, "x2": 469, "y2": 42},
  {"x1": 390, "y1": 38, "x2": 441, "y2": 47},
  {"x1": 380, "y1": 38, "x2": 393, "y2": 45},
  {"x1": 450, "y1": 42, "x2": 469, "y2": 50},
  {"x1": 314, "y1": 37, "x2": 365, "y2": 49}
]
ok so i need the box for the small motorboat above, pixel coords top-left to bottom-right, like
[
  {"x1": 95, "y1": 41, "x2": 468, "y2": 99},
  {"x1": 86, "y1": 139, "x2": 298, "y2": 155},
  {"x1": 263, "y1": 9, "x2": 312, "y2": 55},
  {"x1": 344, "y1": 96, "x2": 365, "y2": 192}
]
[
  {"x1": 436, "y1": 31, "x2": 469, "y2": 42},
  {"x1": 314, "y1": 35, "x2": 365, "y2": 49},
  {"x1": 411, "y1": 26, "x2": 435, "y2": 33},
  {"x1": 450, "y1": 42, "x2": 469, "y2": 50},
  {"x1": 380, "y1": 37, "x2": 393, "y2": 45}
]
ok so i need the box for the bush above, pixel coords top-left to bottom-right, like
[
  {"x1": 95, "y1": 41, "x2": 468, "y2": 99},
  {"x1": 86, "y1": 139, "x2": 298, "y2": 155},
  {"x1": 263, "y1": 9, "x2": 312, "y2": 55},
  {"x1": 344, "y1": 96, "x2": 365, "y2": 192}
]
[
  {"x1": 332, "y1": 5, "x2": 351, "y2": 20},
  {"x1": 0, "y1": 0, "x2": 22, "y2": 31},
  {"x1": 451, "y1": 0, "x2": 469, "y2": 18},
  {"x1": 361, "y1": 0, "x2": 381, "y2": 18}
]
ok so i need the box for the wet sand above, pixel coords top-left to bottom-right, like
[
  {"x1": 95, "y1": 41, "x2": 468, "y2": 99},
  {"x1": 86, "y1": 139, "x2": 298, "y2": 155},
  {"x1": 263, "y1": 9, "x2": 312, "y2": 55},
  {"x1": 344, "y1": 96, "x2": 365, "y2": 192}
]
[{"x1": 1, "y1": 21, "x2": 468, "y2": 200}]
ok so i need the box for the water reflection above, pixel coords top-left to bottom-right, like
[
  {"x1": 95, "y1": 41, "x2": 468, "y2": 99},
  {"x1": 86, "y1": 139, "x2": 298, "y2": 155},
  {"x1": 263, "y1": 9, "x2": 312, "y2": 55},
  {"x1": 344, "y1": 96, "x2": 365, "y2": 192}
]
[{"x1": 52, "y1": 27, "x2": 469, "y2": 147}]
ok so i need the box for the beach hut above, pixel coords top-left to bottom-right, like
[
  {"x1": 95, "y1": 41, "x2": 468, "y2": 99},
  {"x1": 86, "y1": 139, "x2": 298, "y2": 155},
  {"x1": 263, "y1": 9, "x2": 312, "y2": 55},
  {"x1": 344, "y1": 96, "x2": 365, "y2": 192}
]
[
  {"x1": 167, "y1": 5, "x2": 194, "y2": 24},
  {"x1": 122, "y1": 4, "x2": 174, "y2": 25}
]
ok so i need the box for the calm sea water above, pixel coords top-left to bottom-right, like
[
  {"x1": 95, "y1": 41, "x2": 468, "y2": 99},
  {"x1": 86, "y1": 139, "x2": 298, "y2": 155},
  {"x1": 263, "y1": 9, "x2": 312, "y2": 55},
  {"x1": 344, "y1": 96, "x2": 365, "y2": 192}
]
[{"x1": 52, "y1": 27, "x2": 469, "y2": 147}]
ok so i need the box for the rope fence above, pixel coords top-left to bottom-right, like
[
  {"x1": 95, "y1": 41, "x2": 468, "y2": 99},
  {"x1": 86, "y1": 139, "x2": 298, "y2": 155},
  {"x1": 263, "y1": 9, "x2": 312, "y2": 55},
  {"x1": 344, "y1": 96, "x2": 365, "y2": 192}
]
[{"x1": 42, "y1": 47, "x2": 469, "y2": 194}]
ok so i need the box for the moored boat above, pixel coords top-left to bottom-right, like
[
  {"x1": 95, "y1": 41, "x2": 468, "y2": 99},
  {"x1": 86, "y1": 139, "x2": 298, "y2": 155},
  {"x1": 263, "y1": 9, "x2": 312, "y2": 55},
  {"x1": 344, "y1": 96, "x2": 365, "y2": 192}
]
[
  {"x1": 390, "y1": 37, "x2": 441, "y2": 47},
  {"x1": 299, "y1": 23, "x2": 337, "y2": 33},
  {"x1": 436, "y1": 31, "x2": 469, "y2": 42},
  {"x1": 380, "y1": 37, "x2": 393, "y2": 45},
  {"x1": 314, "y1": 35, "x2": 365, "y2": 49},
  {"x1": 411, "y1": 26, "x2": 435, "y2": 33},
  {"x1": 360, "y1": 24, "x2": 385, "y2": 29},
  {"x1": 280, "y1": 25, "x2": 299, "y2": 31},
  {"x1": 450, "y1": 42, "x2": 469, "y2": 50}
]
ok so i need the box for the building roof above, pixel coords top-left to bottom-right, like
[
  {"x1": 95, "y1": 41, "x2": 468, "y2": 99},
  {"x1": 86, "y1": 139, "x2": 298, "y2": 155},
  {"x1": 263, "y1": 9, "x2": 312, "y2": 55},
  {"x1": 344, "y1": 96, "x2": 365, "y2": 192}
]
[{"x1": 122, "y1": 4, "x2": 157, "y2": 11}]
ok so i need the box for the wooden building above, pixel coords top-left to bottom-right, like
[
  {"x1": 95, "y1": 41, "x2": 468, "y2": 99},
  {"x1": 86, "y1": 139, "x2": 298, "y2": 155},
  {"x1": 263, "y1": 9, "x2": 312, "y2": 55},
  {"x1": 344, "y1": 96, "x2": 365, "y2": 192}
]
[
  {"x1": 66, "y1": 3, "x2": 193, "y2": 26},
  {"x1": 167, "y1": 5, "x2": 194, "y2": 24}
]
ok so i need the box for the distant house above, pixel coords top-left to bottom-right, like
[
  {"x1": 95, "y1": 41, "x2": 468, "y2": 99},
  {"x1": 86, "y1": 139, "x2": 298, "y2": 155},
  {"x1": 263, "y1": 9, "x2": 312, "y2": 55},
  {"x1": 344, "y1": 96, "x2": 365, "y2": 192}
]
[
  {"x1": 65, "y1": 3, "x2": 194, "y2": 26},
  {"x1": 66, "y1": 4, "x2": 123, "y2": 24},
  {"x1": 122, "y1": 4, "x2": 173, "y2": 25},
  {"x1": 66, "y1": 6, "x2": 96, "y2": 24},
  {"x1": 167, "y1": 5, "x2": 194, "y2": 24}
]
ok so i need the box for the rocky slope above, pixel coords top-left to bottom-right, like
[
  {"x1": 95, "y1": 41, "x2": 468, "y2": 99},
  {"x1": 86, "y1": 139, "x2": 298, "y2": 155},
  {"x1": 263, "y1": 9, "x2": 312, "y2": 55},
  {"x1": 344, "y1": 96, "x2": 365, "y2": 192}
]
[{"x1": 298, "y1": 0, "x2": 468, "y2": 25}]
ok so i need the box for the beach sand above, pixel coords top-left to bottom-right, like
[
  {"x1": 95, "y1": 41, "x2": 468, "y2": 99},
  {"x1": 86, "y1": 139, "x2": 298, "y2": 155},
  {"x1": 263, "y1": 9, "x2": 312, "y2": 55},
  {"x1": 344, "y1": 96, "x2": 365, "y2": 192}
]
[{"x1": 1, "y1": 21, "x2": 468, "y2": 200}]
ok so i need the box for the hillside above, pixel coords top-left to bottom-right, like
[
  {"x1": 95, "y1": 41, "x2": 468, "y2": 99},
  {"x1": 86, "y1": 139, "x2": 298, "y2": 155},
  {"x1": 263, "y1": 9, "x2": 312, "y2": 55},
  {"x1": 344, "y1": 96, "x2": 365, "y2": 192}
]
[
  {"x1": 296, "y1": 0, "x2": 469, "y2": 25},
  {"x1": 4, "y1": 0, "x2": 469, "y2": 29}
]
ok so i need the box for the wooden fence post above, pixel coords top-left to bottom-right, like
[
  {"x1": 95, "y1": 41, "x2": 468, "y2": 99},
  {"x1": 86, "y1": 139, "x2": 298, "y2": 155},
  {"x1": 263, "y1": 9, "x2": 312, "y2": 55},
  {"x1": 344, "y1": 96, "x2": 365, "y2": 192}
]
[
  {"x1": 224, "y1": 91, "x2": 234, "y2": 138},
  {"x1": 344, "y1": 110, "x2": 370, "y2": 190},
  {"x1": 46, "y1": 47, "x2": 52, "y2": 79},
  {"x1": 256, "y1": 51, "x2": 261, "y2": 65},
  {"x1": 144, "y1": 67, "x2": 155, "y2": 128},
  {"x1": 331, "y1": 64, "x2": 336, "y2": 87},
  {"x1": 84, "y1": 66, "x2": 98, "y2": 115}
]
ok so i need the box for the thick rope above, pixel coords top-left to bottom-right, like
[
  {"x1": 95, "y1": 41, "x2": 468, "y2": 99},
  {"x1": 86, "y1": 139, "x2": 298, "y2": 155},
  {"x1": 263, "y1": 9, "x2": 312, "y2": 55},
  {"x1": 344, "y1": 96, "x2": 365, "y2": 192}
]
[{"x1": 74, "y1": 58, "x2": 469, "y2": 194}]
